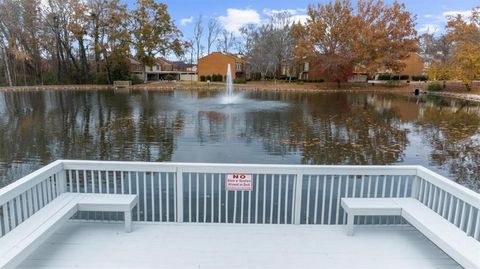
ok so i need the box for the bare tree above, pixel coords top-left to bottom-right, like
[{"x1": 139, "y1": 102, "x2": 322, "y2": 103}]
[
  {"x1": 206, "y1": 17, "x2": 220, "y2": 54},
  {"x1": 218, "y1": 30, "x2": 235, "y2": 53},
  {"x1": 193, "y1": 15, "x2": 203, "y2": 62},
  {"x1": 242, "y1": 11, "x2": 295, "y2": 80}
]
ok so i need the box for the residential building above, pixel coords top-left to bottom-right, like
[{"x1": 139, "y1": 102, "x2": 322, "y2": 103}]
[
  {"x1": 298, "y1": 53, "x2": 425, "y2": 82},
  {"x1": 198, "y1": 52, "x2": 251, "y2": 80},
  {"x1": 129, "y1": 58, "x2": 197, "y2": 81}
]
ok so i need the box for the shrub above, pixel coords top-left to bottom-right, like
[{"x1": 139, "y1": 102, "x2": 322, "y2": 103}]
[
  {"x1": 206, "y1": 75, "x2": 212, "y2": 81},
  {"x1": 412, "y1": 75, "x2": 428, "y2": 81},
  {"x1": 233, "y1": 79, "x2": 246, "y2": 84},
  {"x1": 385, "y1": 80, "x2": 402, "y2": 88},
  {"x1": 130, "y1": 75, "x2": 143, "y2": 85},
  {"x1": 217, "y1": 74, "x2": 223, "y2": 82},
  {"x1": 377, "y1": 74, "x2": 391, "y2": 80},
  {"x1": 427, "y1": 82, "x2": 443, "y2": 92},
  {"x1": 200, "y1": 75, "x2": 206, "y2": 82},
  {"x1": 211, "y1": 74, "x2": 218, "y2": 81},
  {"x1": 400, "y1": 75, "x2": 409, "y2": 80}
]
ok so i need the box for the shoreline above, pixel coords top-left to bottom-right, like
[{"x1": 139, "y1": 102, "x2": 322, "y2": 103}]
[{"x1": 1, "y1": 82, "x2": 480, "y2": 103}]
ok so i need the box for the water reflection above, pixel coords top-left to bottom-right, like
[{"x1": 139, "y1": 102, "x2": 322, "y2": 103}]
[{"x1": 0, "y1": 90, "x2": 479, "y2": 192}]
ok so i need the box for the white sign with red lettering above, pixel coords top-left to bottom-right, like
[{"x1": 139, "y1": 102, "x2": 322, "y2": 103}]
[{"x1": 226, "y1": 174, "x2": 253, "y2": 191}]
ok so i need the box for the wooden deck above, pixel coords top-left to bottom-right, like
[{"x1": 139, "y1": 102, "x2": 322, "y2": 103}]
[{"x1": 19, "y1": 221, "x2": 460, "y2": 269}]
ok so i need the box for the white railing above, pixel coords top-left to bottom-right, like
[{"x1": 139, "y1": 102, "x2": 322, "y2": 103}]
[
  {"x1": 0, "y1": 161, "x2": 64, "y2": 237},
  {"x1": 1, "y1": 160, "x2": 479, "y2": 242}
]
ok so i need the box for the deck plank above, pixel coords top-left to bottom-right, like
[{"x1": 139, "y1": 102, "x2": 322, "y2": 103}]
[{"x1": 19, "y1": 222, "x2": 461, "y2": 269}]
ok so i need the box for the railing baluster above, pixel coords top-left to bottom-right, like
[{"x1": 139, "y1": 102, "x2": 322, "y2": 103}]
[
  {"x1": 269, "y1": 176, "x2": 274, "y2": 224},
  {"x1": 305, "y1": 175, "x2": 311, "y2": 224},
  {"x1": 136, "y1": 172, "x2": 140, "y2": 221},
  {"x1": 91, "y1": 170, "x2": 95, "y2": 193},
  {"x1": 277, "y1": 175, "x2": 281, "y2": 224},
  {"x1": 83, "y1": 170, "x2": 87, "y2": 193},
  {"x1": 247, "y1": 175, "x2": 251, "y2": 224},
  {"x1": 113, "y1": 171, "x2": 117, "y2": 194},
  {"x1": 120, "y1": 171, "x2": 125, "y2": 195},
  {"x1": 219, "y1": 174, "x2": 222, "y2": 223},
  {"x1": 235, "y1": 185, "x2": 238, "y2": 223},
  {"x1": 196, "y1": 173, "x2": 199, "y2": 223},
  {"x1": 212, "y1": 174, "x2": 215, "y2": 223},
  {"x1": 322, "y1": 175, "x2": 327, "y2": 225},
  {"x1": 189, "y1": 173, "x2": 192, "y2": 222},
  {"x1": 336, "y1": 176, "x2": 343, "y2": 225},
  {"x1": 204, "y1": 174, "x2": 207, "y2": 223},
  {"x1": 313, "y1": 175, "x2": 319, "y2": 224},
  {"x1": 466, "y1": 205, "x2": 473, "y2": 236},
  {"x1": 459, "y1": 201, "x2": 466, "y2": 231},
  {"x1": 159, "y1": 173, "x2": 163, "y2": 222},
  {"x1": 360, "y1": 176, "x2": 365, "y2": 224},
  {"x1": 173, "y1": 172, "x2": 177, "y2": 222},
  {"x1": 226, "y1": 176, "x2": 229, "y2": 223},
  {"x1": 293, "y1": 173, "x2": 303, "y2": 225},
  {"x1": 328, "y1": 175, "x2": 334, "y2": 224},
  {"x1": 143, "y1": 172, "x2": 147, "y2": 222},
  {"x1": 474, "y1": 210, "x2": 480, "y2": 240},
  {"x1": 151, "y1": 172, "x2": 155, "y2": 222},
  {"x1": 285, "y1": 176, "x2": 289, "y2": 224},
  {"x1": 166, "y1": 173, "x2": 170, "y2": 222},
  {"x1": 2, "y1": 204, "x2": 9, "y2": 233},
  {"x1": 68, "y1": 170, "x2": 73, "y2": 192}
]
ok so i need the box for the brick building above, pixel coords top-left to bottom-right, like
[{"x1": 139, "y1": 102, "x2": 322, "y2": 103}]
[{"x1": 198, "y1": 52, "x2": 251, "y2": 80}]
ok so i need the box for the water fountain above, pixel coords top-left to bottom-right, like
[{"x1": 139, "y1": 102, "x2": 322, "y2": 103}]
[{"x1": 221, "y1": 64, "x2": 239, "y2": 105}]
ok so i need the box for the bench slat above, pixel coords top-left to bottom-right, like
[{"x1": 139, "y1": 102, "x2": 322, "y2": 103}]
[
  {"x1": 396, "y1": 199, "x2": 480, "y2": 269},
  {"x1": 0, "y1": 193, "x2": 138, "y2": 268}
]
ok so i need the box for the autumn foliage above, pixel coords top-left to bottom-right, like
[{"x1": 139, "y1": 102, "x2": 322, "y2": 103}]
[{"x1": 291, "y1": 0, "x2": 418, "y2": 84}]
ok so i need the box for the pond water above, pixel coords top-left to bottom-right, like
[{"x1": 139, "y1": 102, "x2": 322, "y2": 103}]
[{"x1": 0, "y1": 89, "x2": 479, "y2": 192}]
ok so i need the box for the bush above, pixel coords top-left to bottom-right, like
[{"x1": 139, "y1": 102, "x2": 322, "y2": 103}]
[
  {"x1": 385, "y1": 80, "x2": 402, "y2": 88},
  {"x1": 377, "y1": 74, "x2": 391, "y2": 80},
  {"x1": 427, "y1": 82, "x2": 443, "y2": 92},
  {"x1": 400, "y1": 75, "x2": 409, "y2": 80},
  {"x1": 233, "y1": 79, "x2": 246, "y2": 84},
  {"x1": 217, "y1": 74, "x2": 223, "y2": 82},
  {"x1": 200, "y1": 75, "x2": 206, "y2": 82},
  {"x1": 206, "y1": 75, "x2": 212, "y2": 82},
  {"x1": 412, "y1": 75, "x2": 428, "y2": 81},
  {"x1": 94, "y1": 72, "x2": 109, "y2": 84},
  {"x1": 130, "y1": 75, "x2": 143, "y2": 85}
]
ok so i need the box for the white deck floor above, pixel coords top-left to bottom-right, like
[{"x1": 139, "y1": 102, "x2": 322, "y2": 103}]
[{"x1": 19, "y1": 222, "x2": 460, "y2": 269}]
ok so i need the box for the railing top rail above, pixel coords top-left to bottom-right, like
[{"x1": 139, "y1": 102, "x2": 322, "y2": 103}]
[
  {"x1": 61, "y1": 160, "x2": 419, "y2": 175},
  {"x1": 3, "y1": 160, "x2": 479, "y2": 209},
  {"x1": 0, "y1": 160, "x2": 64, "y2": 205},
  {"x1": 416, "y1": 166, "x2": 480, "y2": 207}
]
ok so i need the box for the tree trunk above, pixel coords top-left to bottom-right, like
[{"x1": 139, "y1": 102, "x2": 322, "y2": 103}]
[{"x1": 1, "y1": 46, "x2": 13, "y2": 86}]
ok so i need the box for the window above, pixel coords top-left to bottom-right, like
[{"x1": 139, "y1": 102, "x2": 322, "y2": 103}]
[
  {"x1": 304, "y1": 62, "x2": 309, "y2": 72},
  {"x1": 156, "y1": 65, "x2": 160, "y2": 71},
  {"x1": 236, "y1": 62, "x2": 242, "y2": 72}
]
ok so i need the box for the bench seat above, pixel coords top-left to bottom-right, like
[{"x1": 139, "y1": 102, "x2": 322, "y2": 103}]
[
  {"x1": 341, "y1": 197, "x2": 480, "y2": 269},
  {"x1": 0, "y1": 193, "x2": 137, "y2": 268}
]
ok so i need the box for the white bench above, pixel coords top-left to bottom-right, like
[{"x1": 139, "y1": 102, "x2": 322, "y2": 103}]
[
  {"x1": 0, "y1": 193, "x2": 137, "y2": 268},
  {"x1": 341, "y1": 198, "x2": 480, "y2": 269}
]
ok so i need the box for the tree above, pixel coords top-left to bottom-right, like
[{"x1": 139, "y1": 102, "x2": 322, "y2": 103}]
[
  {"x1": 292, "y1": 0, "x2": 355, "y2": 86},
  {"x1": 419, "y1": 33, "x2": 453, "y2": 83},
  {"x1": 446, "y1": 7, "x2": 480, "y2": 90},
  {"x1": 193, "y1": 15, "x2": 203, "y2": 62},
  {"x1": 292, "y1": 0, "x2": 418, "y2": 84},
  {"x1": 206, "y1": 17, "x2": 220, "y2": 54},
  {"x1": 218, "y1": 30, "x2": 235, "y2": 53},
  {"x1": 131, "y1": 0, "x2": 184, "y2": 82},
  {"x1": 242, "y1": 12, "x2": 295, "y2": 80}
]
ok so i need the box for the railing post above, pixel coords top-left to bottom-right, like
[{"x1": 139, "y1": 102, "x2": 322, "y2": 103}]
[
  {"x1": 57, "y1": 169, "x2": 67, "y2": 194},
  {"x1": 411, "y1": 175, "x2": 421, "y2": 199},
  {"x1": 176, "y1": 167, "x2": 184, "y2": 223},
  {"x1": 294, "y1": 173, "x2": 303, "y2": 225}
]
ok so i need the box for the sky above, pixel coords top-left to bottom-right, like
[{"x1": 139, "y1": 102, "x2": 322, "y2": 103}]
[{"x1": 127, "y1": 0, "x2": 479, "y2": 58}]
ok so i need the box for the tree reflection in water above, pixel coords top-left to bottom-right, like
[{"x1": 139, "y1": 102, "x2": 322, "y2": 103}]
[{"x1": 0, "y1": 90, "x2": 478, "y2": 192}]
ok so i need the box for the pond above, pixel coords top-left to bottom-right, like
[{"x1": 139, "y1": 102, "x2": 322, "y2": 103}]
[{"x1": 0, "y1": 89, "x2": 479, "y2": 192}]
